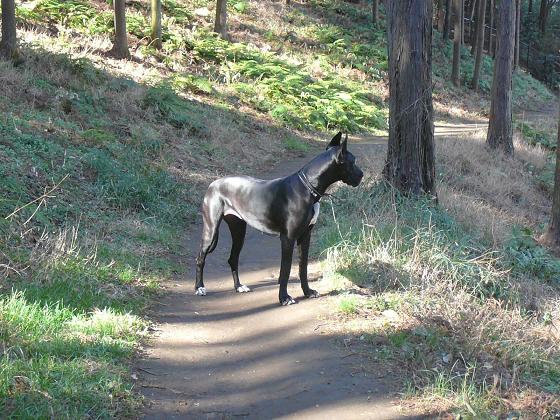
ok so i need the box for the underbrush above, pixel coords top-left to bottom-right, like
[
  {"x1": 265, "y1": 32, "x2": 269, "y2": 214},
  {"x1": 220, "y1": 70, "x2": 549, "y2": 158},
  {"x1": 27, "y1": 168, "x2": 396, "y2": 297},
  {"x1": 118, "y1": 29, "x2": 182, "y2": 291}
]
[
  {"x1": 317, "y1": 174, "x2": 560, "y2": 417},
  {"x1": 320, "y1": 181, "x2": 560, "y2": 416}
]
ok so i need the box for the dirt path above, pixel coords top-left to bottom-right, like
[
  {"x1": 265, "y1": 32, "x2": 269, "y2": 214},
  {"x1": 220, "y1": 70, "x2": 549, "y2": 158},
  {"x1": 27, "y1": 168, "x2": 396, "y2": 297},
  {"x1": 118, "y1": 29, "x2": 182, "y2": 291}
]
[
  {"x1": 138, "y1": 120, "x2": 493, "y2": 419},
  {"x1": 137, "y1": 137, "x2": 427, "y2": 419}
]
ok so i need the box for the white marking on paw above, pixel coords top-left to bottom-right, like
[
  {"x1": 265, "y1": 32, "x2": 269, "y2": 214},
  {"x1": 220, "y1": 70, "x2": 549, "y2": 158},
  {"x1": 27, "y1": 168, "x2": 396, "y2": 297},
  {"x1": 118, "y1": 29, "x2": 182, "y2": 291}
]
[
  {"x1": 195, "y1": 287, "x2": 207, "y2": 296},
  {"x1": 281, "y1": 296, "x2": 297, "y2": 306},
  {"x1": 236, "y1": 284, "x2": 251, "y2": 293}
]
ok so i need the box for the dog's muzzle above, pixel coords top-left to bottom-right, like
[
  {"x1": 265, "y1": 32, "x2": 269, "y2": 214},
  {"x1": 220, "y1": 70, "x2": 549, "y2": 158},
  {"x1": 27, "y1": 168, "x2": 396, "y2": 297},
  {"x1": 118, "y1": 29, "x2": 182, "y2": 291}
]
[{"x1": 346, "y1": 169, "x2": 363, "y2": 187}]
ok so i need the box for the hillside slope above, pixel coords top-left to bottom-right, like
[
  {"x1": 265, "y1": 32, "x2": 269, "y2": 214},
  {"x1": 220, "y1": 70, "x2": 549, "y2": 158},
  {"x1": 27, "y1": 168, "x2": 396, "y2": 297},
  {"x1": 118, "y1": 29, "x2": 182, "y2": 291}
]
[{"x1": 0, "y1": 0, "x2": 558, "y2": 418}]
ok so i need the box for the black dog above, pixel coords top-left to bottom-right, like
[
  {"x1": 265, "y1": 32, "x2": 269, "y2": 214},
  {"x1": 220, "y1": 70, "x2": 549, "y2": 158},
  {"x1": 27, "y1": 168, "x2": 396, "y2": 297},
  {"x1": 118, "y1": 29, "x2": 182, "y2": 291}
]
[{"x1": 194, "y1": 132, "x2": 363, "y2": 305}]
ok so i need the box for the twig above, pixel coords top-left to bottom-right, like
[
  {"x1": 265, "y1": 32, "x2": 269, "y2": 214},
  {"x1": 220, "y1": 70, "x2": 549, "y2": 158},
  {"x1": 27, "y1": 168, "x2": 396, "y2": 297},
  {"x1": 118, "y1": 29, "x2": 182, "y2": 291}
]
[
  {"x1": 4, "y1": 174, "x2": 69, "y2": 220},
  {"x1": 341, "y1": 352, "x2": 361, "y2": 359},
  {"x1": 314, "y1": 322, "x2": 328, "y2": 331},
  {"x1": 137, "y1": 367, "x2": 167, "y2": 376}
]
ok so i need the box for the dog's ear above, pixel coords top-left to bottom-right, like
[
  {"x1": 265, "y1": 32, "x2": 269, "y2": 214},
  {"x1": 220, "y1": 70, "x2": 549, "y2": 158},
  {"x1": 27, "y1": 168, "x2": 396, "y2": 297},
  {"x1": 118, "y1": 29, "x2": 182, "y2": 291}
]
[
  {"x1": 341, "y1": 133, "x2": 348, "y2": 153},
  {"x1": 326, "y1": 131, "x2": 343, "y2": 150},
  {"x1": 335, "y1": 134, "x2": 348, "y2": 162}
]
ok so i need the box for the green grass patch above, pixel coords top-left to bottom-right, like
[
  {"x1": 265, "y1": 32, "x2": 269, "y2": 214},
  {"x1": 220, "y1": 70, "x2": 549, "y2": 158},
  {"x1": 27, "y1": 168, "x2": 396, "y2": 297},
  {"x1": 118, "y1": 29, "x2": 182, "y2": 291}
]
[
  {"x1": 338, "y1": 294, "x2": 360, "y2": 315},
  {"x1": 0, "y1": 291, "x2": 145, "y2": 418}
]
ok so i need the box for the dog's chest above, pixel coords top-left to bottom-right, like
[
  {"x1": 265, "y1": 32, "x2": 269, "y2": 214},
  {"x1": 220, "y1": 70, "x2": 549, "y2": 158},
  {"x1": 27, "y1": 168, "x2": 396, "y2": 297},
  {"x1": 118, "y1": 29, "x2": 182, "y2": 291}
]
[{"x1": 310, "y1": 202, "x2": 320, "y2": 225}]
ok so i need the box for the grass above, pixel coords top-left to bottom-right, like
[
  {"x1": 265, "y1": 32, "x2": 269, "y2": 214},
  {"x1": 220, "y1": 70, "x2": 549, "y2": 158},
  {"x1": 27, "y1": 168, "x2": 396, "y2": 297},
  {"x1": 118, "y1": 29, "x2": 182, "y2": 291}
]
[
  {"x1": 316, "y1": 143, "x2": 560, "y2": 417},
  {"x1": 1, "y1": 0, "x2": 558, "y2": 417}
]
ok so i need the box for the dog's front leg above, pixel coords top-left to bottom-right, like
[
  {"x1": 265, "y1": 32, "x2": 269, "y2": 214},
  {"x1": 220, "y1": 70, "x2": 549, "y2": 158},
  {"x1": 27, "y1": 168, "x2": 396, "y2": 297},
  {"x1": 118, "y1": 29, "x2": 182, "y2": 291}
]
[
  {"x1": 298, "y1": 227, "x2": 320, "y2": 298},
  {"x1": 278, "y1": 235, "x2": 296, "y2": 306}
]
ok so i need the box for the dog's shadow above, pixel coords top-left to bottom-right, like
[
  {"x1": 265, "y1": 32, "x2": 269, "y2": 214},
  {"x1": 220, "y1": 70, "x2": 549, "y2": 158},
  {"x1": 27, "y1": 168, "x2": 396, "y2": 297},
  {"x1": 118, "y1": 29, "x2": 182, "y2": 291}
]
[{"x1": 249, "y1": 274, "x2": 322, "y2": 291}]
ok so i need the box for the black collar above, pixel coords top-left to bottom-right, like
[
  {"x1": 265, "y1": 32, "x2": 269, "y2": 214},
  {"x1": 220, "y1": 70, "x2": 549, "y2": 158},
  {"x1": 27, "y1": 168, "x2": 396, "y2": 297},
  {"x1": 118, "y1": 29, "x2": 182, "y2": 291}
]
[{"x1": 297, "y1": 171, "x2": 323, "y2": 200}]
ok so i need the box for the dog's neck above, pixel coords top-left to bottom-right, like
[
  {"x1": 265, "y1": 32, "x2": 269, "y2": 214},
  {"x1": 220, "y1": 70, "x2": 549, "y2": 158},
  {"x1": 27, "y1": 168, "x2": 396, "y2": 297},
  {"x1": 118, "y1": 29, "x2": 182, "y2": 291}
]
[{"x1": 298, "y1": 150, "x2": 340, "y2": 198}]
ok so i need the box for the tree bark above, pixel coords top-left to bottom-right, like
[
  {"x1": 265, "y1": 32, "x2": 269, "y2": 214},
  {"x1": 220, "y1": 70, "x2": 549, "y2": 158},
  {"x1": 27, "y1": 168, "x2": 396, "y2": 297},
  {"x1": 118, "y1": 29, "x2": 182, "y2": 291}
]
[
  {"x1": 472, "y1": 0, "x2": 486, "y2": 90},
  {"x1": 469, "y1": 0, "x2": 478, "y2": 55},
  {"x1": 443, "y1": 0, "x2": 452, "y2": 39},
  {"x1": 0, "y1": 0, "x2": 18, "y2": 60},
  {"x1": 384, "y1": 0, "x2": 436, "y2": 198},
  {"x1": 372, "y1": 0, "x2": 379, "y2": 25},
  {"x1": 543, "y1": 106, "x2": 560, "y2": 245},
  {"x1": 151, "y1": 0, "x2": 162, "y2": 49},
  {"x1": 451, "y1": 0, "x2": 462, "y2": 86},
  {"x1": 538, "y1": 0, "x2": 548, "y2": 33},
  {"x1": 214, "y1": 0, "x2": 228, "y2": 39},
  {"x1": 514, "y1": 0, "x2": 521, "y2": 69},
  {"x1": 486, "y1": 0, "x2": 515, "y2": 154},
  {"x1": 489, "y1": 0, "x2": 495, "y2": 57},
  {"x1": 437, "y1": 0, "x2": 445, "y2": 31},
  {"x1": 460, "y1": 0, "x2": 464, "y2": 45},
  {"x1": 109, "y1": 0, "x2": 130, "y2": 59}
]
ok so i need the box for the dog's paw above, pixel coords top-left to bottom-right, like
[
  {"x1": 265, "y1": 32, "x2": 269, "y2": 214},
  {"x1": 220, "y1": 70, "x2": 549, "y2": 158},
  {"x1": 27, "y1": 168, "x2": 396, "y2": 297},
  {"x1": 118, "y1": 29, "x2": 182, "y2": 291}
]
[
  {"x1": 304, "y1": 289, "x2": 320, "y2": 298},
  {"x1": 236, "y1": 284, "x2": 251, "y2": 293},
  {"x1": 195, "y1": 287, "x2": 207, "y2": 296},
  {"x1": 280, "y1": 295, "x2": 297, "y2": 306}
]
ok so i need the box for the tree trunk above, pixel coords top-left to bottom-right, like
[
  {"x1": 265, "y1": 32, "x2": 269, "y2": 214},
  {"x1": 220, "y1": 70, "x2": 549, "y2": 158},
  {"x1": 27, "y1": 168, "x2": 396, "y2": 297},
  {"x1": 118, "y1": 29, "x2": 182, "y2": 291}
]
[
  {"x1": 443, "y1": 0, "x2": 452, "y2": 39},
  {"x1": 372, "y1": 0, "x2": 379, "y2": 25},
  {"x1": 460, "y1": 0, "x2": 464, "y2": 45},
  {"x1": 384, "y1": 0, "x2": 436, "y2": 197},
  {"x1": 151, "y1": 0, "x2": 162, "y2": 49},
  {"x1": 489, "y1": 0, "x2": 495, "y2": 57},
  {"x1": 472, "y1": 0, "x2": 486, "y2": 90},
  {"x1": 0, "y1": 0, "x2": 17, "y2": 60},
  {"x1": 543, "y1": 107, "x2": 560, "y2": 245},
  {"x1": 437, "y1": 0, "x2": 445, "y2": 31},
  {"x1": 109, "y1": 0, "x2": 130, "y2": 59},
  {"x1": 538, "y1": 0, "x2": 548, "y2": 33},
  {"x1": 486, "y1": 0, "x2": 515, "y2": 154},
  {"x1": 451, "y1": 0, "x2": 462, "y2": 86},
  {"x1": 469, "y1": 0, "x2": 478, "y2": 55},
  {"x1": 514, "y1": 0, "x2": 521, "y2": 69},
  {"x1": 214, "y1": 0, "x2": 228, "y2": 39}
]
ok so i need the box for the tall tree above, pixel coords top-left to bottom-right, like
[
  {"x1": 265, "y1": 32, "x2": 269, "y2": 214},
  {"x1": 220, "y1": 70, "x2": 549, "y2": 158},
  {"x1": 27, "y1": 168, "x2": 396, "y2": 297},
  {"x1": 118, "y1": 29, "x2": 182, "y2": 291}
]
[
  {"x1": 543, "y1": 107, "x2": 560, "y2": 246},
  {"x1": 469, "y1": 0, "x2": 478, "y2": 55},
  {"x1": 486, "y1": 0, "x2": 515, "y2": 154},
  {"x1": 372, "y1": 0, "x2": 379, "y2": 25},
  {"x1": 489, "y1": 0, "x2": 495, "y2": 57},
  {"x1": 443, "y1": 0, "x2": 452, "y2": 39},
  {"x1": 0, "y1": 0, "x2": 17, "y2": 60},
  {"x1": 151, "y1": 0, "x2": 162, "y2": 49},
  {"x1": 538, "y1": 0, "x2": 558, "y2": 33},
  {"x1": 451, "y1": 0, "x2": 462, "y2": 86},
  {"x1": 109, "y1": 0, "x2": 130, "y2": 59},
  {"x1": 514, "y1": 0, "x2": 521, "y2": 69},
  {"x1": 472, "y1": 0, "x2": 486, "y2": 90},
  {"x1": 384, "y1": 0, "x2": 436, "y2": 197},
  {"x1": 214, "y1": 0, "x2": 228, "y2": 39},
  {"x1": 437, "y1": 0, "x2": 445, "y2": 31}
]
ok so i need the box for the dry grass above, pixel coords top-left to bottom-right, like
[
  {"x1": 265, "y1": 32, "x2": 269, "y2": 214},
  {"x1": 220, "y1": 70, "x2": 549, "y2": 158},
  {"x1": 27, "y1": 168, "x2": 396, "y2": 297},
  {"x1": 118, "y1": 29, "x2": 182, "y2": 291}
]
[
  {"x1": 315, "y1": 122, "x2": 559, "y2": 417},
  {"x1": 437, "y1": 129, "x2": 551, "y2": 245}
]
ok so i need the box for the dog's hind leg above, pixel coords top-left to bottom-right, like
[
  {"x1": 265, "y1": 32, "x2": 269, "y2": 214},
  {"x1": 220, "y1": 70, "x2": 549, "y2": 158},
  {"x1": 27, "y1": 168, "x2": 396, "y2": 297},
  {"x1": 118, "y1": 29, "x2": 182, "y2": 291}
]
[
  {"x1": 195, "y1": 194, "x2": 223, "y2": 296},
  {"x1": 298, "y1": 226, "x2": 319, "y2": 298},
  {"x1": 224, "y1": 214, "x2": 250, "y2": 293}
]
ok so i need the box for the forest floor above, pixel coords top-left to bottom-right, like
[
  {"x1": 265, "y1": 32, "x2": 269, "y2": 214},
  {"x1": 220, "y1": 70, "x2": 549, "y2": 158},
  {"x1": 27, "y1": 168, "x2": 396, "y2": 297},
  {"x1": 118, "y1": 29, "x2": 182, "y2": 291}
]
[{"x1": 137, "y1": 119, "x2": 501, "y2": 420}]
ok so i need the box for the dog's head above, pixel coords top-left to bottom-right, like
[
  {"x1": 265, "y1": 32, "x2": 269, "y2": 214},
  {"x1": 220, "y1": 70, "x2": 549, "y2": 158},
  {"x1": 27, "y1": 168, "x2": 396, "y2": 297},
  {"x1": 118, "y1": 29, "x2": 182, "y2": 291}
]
[{"x1": 327, "y1": 132, "x2": 363, "y2": 187}]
